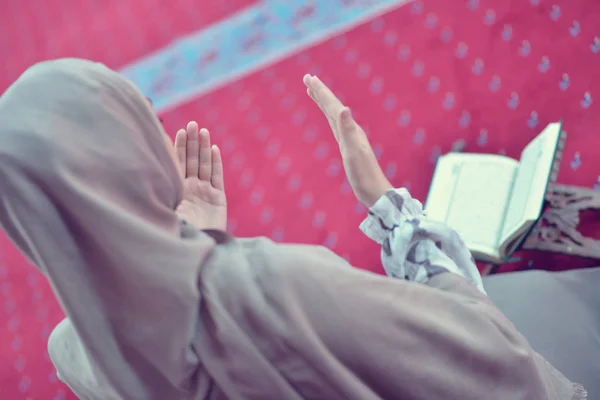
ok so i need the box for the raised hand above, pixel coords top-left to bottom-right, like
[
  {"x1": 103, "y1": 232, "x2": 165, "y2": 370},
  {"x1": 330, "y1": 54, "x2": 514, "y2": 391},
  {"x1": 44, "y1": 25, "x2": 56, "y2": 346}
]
[
  {"x1": 174, "y1": 121, "x2": 227, "y2": 230},
  {"x1": 303, "y1": 74, "x2": 392, "y2": 207}
]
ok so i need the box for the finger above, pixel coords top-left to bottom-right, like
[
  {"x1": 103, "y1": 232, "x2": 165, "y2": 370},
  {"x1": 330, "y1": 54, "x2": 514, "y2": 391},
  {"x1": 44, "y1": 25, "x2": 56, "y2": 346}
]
[
  {"x1": 304, "y1": 76, "x2": 324, "y2": 108},
  {"x1": 186, "y1": 121, "x2": 200, "y2": 178},
  {"x1": 308, "y1": 75, "x2": 345, "y2": 111},
  {"x1": 306, "y1": 86, "x2": 327, "y2": 115},
  {"x1": 305, "y1": 81, "x2": 335, "y2": 129},
  {"x1": 303, "y1": 74, "x2": 311, "y2": 87},
  {"x1": 316, "y1": 76, "x2": 345, "y2": 109},
  {"x1": 174, "y1": 129, "x2": 187, "y2": 179},
  {"x1": 198, "y1": 128, "x2": 212, "y2": 180},
  {"x1": 303, "y1": 75, "x2": 317, "y2": 98},
  {"x1": 339, "y1": 107, "x2": 355, "y2": 135},
  {"x1": 330, "y1": 107, "x2": 355, "y2": 144},
  {"x1": 210, "y1": 145, "x2": 225, "y2": 191},
  {"x1": 304, "y1": 75, "x2": 344, "y2": 136}
]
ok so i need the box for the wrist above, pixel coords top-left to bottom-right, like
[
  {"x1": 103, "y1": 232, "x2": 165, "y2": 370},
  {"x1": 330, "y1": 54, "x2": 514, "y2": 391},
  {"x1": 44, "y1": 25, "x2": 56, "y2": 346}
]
[{"x1": 359, "y1": 179, "x2": 393, "y2": 208}]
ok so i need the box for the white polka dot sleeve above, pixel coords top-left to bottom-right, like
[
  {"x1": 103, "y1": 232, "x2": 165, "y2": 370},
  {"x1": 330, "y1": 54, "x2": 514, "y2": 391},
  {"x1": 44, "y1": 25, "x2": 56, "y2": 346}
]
[{"x1": 359, "y1": 188, "x2": 486, "y2": 294}]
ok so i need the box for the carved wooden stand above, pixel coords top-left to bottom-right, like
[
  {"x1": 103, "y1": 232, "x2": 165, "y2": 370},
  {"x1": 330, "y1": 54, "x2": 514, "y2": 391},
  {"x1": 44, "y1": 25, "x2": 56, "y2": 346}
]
[{"x1": 521, "y1": 184, "x2": 600, "y2": 259}]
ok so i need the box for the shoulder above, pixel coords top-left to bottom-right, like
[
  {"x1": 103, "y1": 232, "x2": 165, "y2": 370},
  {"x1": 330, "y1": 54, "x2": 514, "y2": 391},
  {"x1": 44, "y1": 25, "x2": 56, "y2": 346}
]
[{"x1": 48, "y1": 318, "x2": 120, "y2": 399}]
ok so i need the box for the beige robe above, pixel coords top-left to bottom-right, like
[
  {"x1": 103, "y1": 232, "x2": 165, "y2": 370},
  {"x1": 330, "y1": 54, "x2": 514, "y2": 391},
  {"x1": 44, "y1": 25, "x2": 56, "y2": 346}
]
[{"x1": 0, "y1": 58, "x2": 585, "y2": 399}]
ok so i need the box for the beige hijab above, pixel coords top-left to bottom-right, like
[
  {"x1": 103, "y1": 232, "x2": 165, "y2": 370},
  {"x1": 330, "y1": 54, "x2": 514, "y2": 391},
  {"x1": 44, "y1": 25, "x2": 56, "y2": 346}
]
[
  {"x1": 0, "y1": 59, "x2": 585, "y2": 399},
  {"x1": 0, "y1": 59, "x2": 213, "y2": 398}
]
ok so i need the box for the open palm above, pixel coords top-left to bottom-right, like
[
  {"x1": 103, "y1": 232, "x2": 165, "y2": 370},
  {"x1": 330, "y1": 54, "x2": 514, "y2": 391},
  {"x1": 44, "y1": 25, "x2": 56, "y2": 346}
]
[
  {"x1": 303, "y1": 74, "x2": 392, "y2": 207},
  {"x1": 175, "y1": 121, "x2": 227, "y2": 230}
]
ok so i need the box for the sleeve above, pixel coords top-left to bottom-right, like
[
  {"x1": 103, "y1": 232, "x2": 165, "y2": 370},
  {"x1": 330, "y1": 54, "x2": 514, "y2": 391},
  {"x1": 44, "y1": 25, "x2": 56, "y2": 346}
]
[
  {"x1": 359, "y1": 188, "x2": 486, "y2": 294},
  {"x1": 0, "y1": 165, "x2": 211, "y2": 399},
  {"x1": 191, "y1": 237, "x2": 551, "y2": 400}
]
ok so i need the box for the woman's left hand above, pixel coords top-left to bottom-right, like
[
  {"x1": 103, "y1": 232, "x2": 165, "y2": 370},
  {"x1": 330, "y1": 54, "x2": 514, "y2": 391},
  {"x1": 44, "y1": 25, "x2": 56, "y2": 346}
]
[{"x1": 174, "y1": 121, "x2": 227, "y2": 230}]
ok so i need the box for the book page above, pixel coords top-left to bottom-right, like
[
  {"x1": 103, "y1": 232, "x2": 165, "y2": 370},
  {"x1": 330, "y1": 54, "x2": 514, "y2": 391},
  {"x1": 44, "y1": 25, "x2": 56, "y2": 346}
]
[
  {"x1": 500, "y1": 122, "x2": 562, "y2": 245},
  {"x1": 426, "y1": 153, "x2": 518, "y2": 252}
]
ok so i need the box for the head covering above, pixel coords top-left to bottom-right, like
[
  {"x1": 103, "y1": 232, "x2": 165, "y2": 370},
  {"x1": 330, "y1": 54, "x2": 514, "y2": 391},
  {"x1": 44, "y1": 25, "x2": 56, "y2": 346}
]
[
  {"x1": 0, "y1": 59, "x2": 585, "y2": 400},
  {"x1": 0, "y1": 59, "x2": 213, "y2": 398}
]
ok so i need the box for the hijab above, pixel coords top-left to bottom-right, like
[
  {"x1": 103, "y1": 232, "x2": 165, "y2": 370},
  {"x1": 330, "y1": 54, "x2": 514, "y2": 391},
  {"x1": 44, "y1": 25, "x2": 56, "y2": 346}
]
[{"x1": 0, "y1": 58, "x2": 214, "y2": 398}]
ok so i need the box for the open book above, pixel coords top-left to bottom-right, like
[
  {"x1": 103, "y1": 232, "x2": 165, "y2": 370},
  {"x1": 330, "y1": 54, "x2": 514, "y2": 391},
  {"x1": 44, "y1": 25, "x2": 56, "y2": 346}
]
[{"x1": 424, "y1": 122, "x2": 565, "y2": 264}]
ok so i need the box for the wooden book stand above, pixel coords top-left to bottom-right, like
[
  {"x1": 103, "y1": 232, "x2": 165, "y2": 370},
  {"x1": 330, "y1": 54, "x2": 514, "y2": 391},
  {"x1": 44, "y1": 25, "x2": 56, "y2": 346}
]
[{"x1": 522, "y1": 184, "x2": 600, "y2": 259}]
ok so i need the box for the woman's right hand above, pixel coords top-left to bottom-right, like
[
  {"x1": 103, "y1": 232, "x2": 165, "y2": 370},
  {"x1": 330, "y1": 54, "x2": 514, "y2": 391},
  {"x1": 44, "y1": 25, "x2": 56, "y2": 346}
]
[
  {"x1": 174, "y1": 121, "x2": 227, "y2": 230},
  {"x1": 303, "y1": 74, "x2": 392, "y2": 207}
]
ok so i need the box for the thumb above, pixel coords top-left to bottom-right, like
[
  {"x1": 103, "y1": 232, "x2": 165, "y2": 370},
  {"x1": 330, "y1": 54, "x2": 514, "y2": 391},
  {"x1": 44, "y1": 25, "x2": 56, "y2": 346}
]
[{"x1": 338, "y1": 107, "x2": 354, "y2": 134}]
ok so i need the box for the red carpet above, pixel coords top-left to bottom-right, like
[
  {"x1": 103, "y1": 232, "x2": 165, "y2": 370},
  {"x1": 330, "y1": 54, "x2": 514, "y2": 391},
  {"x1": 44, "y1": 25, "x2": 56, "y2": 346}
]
[{"x1": 1, "y1": 0, "x2": 599, "y2": 398}]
